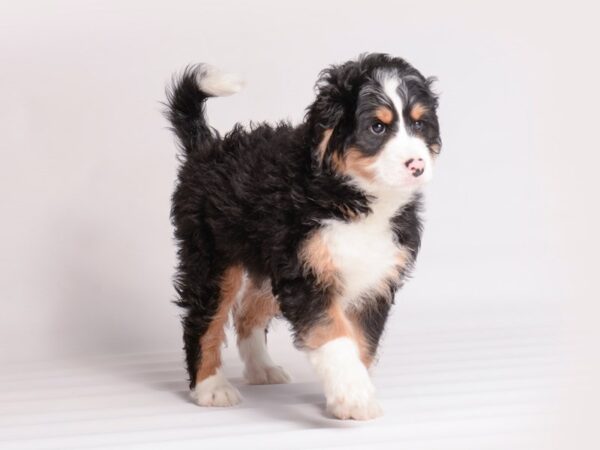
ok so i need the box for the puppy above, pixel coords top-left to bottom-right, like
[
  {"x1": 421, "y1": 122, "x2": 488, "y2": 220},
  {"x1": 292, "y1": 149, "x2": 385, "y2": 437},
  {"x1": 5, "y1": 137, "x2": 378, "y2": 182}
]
[{"x1": 166, "y1": 53, "x2": 441, "y2": 420}]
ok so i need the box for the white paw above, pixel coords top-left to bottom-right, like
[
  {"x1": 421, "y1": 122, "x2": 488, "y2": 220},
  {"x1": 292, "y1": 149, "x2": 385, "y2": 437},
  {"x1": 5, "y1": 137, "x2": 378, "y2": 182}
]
[
  {"x1": 327, "y1": 393, "x2": 383, "y2": 421},
  {"x1": 191, "y1": 370, "x2": 242, "y2": 407},
  {"x1": 309, "y1": 338, "x2": 382, "y2": 420},
  {"x1": 244, "y1": 364, "x2": 292, "y2": 385}
]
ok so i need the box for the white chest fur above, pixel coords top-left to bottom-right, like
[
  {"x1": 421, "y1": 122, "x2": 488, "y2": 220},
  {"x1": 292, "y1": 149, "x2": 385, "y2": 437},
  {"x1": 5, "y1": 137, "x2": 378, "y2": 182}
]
[{"x1": 320, "y1": 192, "x2": 411, "y2": 307}]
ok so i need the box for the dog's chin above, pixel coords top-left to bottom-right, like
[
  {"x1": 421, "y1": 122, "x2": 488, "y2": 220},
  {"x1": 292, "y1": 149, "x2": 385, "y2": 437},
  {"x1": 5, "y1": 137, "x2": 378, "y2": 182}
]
[{"x1": 372, "y1": 172, "x2": 432, "y2": 193}]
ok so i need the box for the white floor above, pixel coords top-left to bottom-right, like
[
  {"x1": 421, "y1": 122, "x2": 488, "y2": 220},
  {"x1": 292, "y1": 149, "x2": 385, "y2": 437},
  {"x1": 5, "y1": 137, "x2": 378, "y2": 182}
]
[{"x1": 0, "y1": 310, "x2": 565, "y2": 450}]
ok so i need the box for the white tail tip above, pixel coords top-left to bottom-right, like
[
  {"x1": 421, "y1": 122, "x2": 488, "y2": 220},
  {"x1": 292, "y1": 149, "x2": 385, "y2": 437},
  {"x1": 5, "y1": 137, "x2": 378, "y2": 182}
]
[{"x1": 197, "y1": 64, "x2": 244, "y2": 97}]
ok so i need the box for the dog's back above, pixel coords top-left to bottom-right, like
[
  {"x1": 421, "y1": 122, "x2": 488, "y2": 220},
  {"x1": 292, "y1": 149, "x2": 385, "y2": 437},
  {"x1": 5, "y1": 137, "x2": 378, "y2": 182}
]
[{"x1": 166, "y1": 67, "x2": 368, "y2": 275}]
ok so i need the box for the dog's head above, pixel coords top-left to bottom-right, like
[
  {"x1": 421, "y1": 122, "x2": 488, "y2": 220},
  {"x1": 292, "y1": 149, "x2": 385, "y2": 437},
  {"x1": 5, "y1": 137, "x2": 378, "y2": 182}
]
[{"x1": 306, "y1": 53, "x2": 441, "y2": 195}]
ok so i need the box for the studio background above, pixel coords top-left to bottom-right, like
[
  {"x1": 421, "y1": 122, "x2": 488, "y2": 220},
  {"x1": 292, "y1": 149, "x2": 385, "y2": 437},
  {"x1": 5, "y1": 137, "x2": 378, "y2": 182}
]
[{"x1": 1, "y1": 1, "x2": 598, "y2": 449}]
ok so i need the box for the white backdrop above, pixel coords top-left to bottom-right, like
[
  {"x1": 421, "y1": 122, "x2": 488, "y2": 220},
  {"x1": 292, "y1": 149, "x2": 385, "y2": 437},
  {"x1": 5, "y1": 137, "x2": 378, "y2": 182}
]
[{"x1": 1, "y1": 2, "x2": 598, "y2": 438}]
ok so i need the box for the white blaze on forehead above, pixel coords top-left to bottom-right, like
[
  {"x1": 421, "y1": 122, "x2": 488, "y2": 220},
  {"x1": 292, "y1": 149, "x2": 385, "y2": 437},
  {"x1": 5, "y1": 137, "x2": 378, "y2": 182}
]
[
  {"x1": 363, "y1": 72, "x2": 433, "y2": 190},
  {"x1": 380, "y1": 75, "x2": 405, "y2": 130}
]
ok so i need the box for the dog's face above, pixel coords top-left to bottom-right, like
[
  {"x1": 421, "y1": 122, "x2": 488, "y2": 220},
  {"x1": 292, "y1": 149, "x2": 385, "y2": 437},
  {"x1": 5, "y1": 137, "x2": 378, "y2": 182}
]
[{"x1": 307, "y1": 54, "x2": 441, "y2": 194}]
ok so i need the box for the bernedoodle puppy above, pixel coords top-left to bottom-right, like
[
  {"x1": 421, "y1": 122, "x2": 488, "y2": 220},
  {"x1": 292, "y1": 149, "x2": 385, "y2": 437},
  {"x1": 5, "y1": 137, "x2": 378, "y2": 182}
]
[{"x1": 165, "y1": 53, "x2": 441, "y2": 420}]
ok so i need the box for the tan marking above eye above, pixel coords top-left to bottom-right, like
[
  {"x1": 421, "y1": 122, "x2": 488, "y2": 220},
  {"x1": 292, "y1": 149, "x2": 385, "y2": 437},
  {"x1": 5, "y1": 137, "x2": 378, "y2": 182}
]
[
  {"x1": 410, "y1": 103, "x2": 428, "y2": 121},
  {"x1": 375, "y1": 106, "x2": 394, "y2": 125}
]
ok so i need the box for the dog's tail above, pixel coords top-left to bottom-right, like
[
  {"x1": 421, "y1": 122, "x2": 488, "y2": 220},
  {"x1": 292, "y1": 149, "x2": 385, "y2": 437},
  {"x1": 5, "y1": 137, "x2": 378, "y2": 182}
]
[{"x1": 165, "y1": 64, "x2": 244, "y2": 154}]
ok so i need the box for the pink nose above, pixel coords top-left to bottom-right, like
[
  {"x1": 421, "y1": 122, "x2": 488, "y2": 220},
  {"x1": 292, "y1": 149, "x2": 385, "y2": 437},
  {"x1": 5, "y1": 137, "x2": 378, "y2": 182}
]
[{"x1": 404, "y1": 158, "x2": 425, "y2": 178}]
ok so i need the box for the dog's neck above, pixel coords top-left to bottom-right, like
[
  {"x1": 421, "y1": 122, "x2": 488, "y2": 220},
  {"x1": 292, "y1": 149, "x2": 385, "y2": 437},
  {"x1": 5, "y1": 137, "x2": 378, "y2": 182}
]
[{"x1": 347, "y1": 175, "x2": 420, "y2": 222}]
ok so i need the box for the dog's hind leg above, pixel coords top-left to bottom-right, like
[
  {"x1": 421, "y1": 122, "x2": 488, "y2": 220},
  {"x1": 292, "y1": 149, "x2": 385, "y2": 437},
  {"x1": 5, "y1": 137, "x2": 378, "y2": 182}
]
[
  {"x1": 233, "y1": 277, "x2": 291, "y2": 385},
  {"x1": 181, "y1": 264, "x2": 244, "y2": 407}
]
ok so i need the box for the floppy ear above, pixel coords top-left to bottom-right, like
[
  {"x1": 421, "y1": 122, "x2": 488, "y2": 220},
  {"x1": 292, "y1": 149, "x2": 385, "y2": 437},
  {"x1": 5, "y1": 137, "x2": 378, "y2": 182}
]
[{"x1": 305, "y1": 61, "x2": 362, "y2": 168}]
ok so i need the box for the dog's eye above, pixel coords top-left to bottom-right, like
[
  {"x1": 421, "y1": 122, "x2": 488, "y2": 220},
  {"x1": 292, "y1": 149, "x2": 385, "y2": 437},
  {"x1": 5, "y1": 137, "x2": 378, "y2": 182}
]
[
  {"x1": 370, "y1": 122, "x2": 387, "y2": 135},
  {"x1": 412, "y1": 120, "x2": 424, "y2": 132}
]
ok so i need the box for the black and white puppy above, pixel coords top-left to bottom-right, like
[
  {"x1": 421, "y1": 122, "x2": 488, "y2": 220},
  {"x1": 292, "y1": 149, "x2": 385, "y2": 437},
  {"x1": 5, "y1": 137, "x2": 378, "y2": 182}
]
[{"x1": 166, "y1": 53, "x2": 441, "y2": 420}]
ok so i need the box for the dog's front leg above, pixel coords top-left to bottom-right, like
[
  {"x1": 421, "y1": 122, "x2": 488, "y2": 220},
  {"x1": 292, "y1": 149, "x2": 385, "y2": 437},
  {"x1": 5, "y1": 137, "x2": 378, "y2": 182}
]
[
  {"x1": 308, "y1": 317, "x2": 382, "y2": 420},
  {"x1": 278, "y1": 275, "x2": 382, "y2": 420}
]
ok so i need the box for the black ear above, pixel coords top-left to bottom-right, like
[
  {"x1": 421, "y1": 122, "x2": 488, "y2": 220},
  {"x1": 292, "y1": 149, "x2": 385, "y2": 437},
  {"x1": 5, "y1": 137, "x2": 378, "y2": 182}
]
[{"x1": 305, "y1": 61, "x2": 363, "y2": 154}]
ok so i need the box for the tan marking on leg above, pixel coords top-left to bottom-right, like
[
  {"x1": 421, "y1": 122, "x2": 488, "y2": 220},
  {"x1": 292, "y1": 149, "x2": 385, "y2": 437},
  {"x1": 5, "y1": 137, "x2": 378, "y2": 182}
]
[
  {"x1": 375, "y1": 106, "x2": 394, "y2": 125},
  {"x1": 196, "y1": 265, "x2": 244, "y2": 383},
  {"x1": 233, "y1": 278, "x2": 279, "y2": 340},
  {"x1": 305, "y1": 301, "x2": 371, "y2": 367},
  {"x1": 410, "y1": 103, "x2": 428, "y2": 121},
  {"x1": 299, "y1": 230, "x2": 340, "y2": 289},
  {"x1": 305, "y1": 301, "x2": 349, "y2": 349}
]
